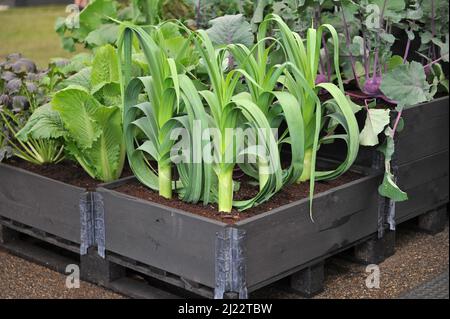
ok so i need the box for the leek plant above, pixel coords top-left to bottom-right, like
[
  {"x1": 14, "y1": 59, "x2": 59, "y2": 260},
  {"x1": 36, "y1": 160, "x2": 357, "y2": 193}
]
[
  {"x1": 120, "y1": 23, "x2": 213, "y2": 202},
  {"x1": 228, "y1": 39, "x2": 305, "y2": 191},
  {"x1": 118, "y1": 14, "x2": 360, "y2": 214},
  {"x1": 258, "y1": 14, "x2": 360, "y2": 187},
  {"x1": 120, "y1": 23, "x2": 179, "y2": 199},
  {"x1": 194, "y1": 30, "x2": 283, "y2": 212}
]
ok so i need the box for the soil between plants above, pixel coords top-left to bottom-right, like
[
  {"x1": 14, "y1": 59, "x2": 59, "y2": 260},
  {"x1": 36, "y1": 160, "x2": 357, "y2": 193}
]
[
  {"x1": 114, "y1": 171, "x2": 362, "y2": 224},
  {"x1": 4, "y1": 158, "x2": 132, "y2": 190}
]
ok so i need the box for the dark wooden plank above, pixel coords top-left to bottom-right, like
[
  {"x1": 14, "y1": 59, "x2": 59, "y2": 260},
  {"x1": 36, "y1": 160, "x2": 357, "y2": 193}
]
[
  {"x1": 107, "y1": 254, "x2": 213, "y2": 298},
  {"x1": 318, "y1": 96, "x2": 449, "y2": 167},
  {"x1": 0, "y1": 163, "x2": 83, "y2": 244},
  {"x1": 237, "y1": 173, "x2": 381, "y2": 289},
  {"x1": 396, "y1": 151, "x2": 449, "y2": 190},
  {"x1": 0, "y1": 218, "x2": 80, "y2": 253},
  {"x1": 0, "y1": 227, "x2": 79, "y2": 275},
  {"x1": 98, "y1": 185, "x2": 227, "y2": 289},
  {"x1": 108, "y1": 277, "x2": 181, "y2": 299},
  {"x1": 396, "y1": 175, "x2": 449, "y2": 223}
]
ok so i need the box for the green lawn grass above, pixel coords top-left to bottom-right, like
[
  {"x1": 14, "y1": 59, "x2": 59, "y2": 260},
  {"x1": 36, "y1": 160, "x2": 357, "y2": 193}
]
[{"x1": 0, "y1": 5, "x2": 85, "y2": 68}]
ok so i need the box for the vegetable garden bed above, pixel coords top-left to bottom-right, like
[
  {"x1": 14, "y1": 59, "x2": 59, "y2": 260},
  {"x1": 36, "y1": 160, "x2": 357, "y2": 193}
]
[
  {"x1": 97, "y1": 164, "x2": 383, "y2": 298},
  {"x1": 0, "y1": 0, "x2": 449, "y2": 300}
]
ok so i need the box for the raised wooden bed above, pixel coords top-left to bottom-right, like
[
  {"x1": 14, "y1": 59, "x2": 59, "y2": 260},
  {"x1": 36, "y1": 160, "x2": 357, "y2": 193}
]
[
  {"x1": 0, "y1": 163, "x2": 82, "y2": 245},
  {"x1": 97, "y1": 165, "x2": 383, "y2": 298},
  {"x1": 319, "y1": 96, "x2": 449, "y2": 224}
]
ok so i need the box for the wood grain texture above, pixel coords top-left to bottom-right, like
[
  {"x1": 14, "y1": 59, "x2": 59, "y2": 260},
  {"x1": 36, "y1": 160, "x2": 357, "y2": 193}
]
[
  {"x1": 0, "y1": 163, "x2": 82, "y2": 244},
  {"x1": 100, "y1": 171, "x2": 382, "y2": 291},
  {"x1": 98, "y1": 184, "x2": 227, "y2": 288},
  {"x1": 237, "y1": 173, "x2": 382, "y2": 289}
]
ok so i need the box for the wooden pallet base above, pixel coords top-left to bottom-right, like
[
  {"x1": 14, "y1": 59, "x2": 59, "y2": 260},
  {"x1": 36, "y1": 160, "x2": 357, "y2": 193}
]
[
  {"x1": 351, "y1": 230, "x2": 396, "y2": 265},
  {"x1": 416, "y1": 205, "x2": 448, "y2": 235},
  {"x1": 80, "y1": 248, "x2": 182, "y2": 299},
  {"x1": 1, "y1": 204, "x2": 447, "y2": 299},
  {"x1": 290, "y1": 262, "x2": 325, "y2": 297}
]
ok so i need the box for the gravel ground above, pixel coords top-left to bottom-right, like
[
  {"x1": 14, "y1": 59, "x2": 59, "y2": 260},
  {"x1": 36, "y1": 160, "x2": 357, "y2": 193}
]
[
  {"x1": 253, "y1": 221, "x2": 449, "y2": 299},
  {"x1": 0, "y1": 221, "x2": 448, "y2": 299},
  {"x1": 0, "y1": 247, "x2": 122, "y2": 299}
]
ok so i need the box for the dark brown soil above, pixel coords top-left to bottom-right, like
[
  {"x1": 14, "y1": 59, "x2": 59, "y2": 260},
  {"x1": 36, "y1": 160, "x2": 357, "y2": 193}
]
[
  {"x1": 4, "y1": 158, "x2": 132, "y2": 190},
  {"x1": 114, "y1": 171, "x2": 362, "y2": 224}
]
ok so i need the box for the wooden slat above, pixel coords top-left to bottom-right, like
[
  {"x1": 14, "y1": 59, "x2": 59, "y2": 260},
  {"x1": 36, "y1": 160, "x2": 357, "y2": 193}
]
[
  {"x1": 0, "y1": 163, "x2": 82, "y2": 244},
  {"x1": 396, "y1": 175, "x2": 449, "y2": 223},
  {"x1": 98, "y1": 185, "x2": 227, "y2": 289},
  {"x1": 237, "y1": 173, "x2": 382, "y2": 289},
  {"x1": 396, "y1": 151, "x2": 449, "y2": 190}
]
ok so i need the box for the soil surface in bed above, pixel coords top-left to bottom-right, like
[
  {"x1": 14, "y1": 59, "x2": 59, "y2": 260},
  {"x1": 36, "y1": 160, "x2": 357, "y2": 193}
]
[
  {"x1": 114, "y1": 170, "x2": 363, "y2": 224},
  {"x1": 4, "y1": 159, "x2": 132, "y2": 190}
]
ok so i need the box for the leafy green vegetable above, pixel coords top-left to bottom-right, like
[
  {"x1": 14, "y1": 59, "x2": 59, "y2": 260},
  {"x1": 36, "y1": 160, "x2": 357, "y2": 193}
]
[
  {"x1": 380, "y1": 61, "x2": 432, "y2": 109},
  {"x1": 17, "y1": 45, "x2": 125, "y2": 182}
]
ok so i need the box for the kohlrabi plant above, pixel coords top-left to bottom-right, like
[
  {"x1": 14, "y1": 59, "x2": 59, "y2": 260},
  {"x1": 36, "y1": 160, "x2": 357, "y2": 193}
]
[
  {"x1": 17, "y1": 45, "x2": 125, "y2": 182},
  {"x1": 335, "y1": 0, "x2": 448, "y2": 202}
]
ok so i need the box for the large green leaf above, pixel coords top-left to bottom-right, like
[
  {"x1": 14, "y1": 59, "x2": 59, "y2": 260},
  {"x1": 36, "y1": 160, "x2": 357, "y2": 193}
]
[
  {"x1": 90, "y1": 44, "x2": 120, "y2": 94},
  {"x1": 16, "y1": 104, "x2": 65, "y2": 142},
  {"x1": 380, "y1": 61, "x2": 431, "y2": 108},
  {"x1": 52, "y1": 87, "x2": 102, "y2": 150},
  {"x1": 206, "y1": 14, "x2": 254, "y2": 47},
  {"x1": 60, "y1": 67, "x2": 92, "y2": 90},
  {"x1": 377, "y1": 128, "x2": 408, "y2": 202},
  {"x1": 74, "y1": 0, "x2": 117, "y2": 39},
  {"x1": 85, "y1": 23, "x2": 120, "y2": 47},
  {"x1": 87, "y1": 105, "x2": 123, "y2": 182}
]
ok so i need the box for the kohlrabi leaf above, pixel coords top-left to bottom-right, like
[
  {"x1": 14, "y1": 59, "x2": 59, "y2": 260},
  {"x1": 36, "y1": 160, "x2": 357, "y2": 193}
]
[
  {"x1": 432, "y1": 34, "x2": 449, "y2": 62},
  {"x1": 370, "y1": 0, "x2": 406, "y2": 24},
  {"x1": 359, "y1": 108, "x2": 391, "y2": 146},
  {"x1": 377, "y1": 128, "x2": 408, "y2": 202},
  {"x1": 387, "y1": 55, "x2": 404, "y2": 70},
  {"x1": 16, "y1": 104, "x2": 65, "y2": 142},
  {"x1": 380, "y1": 61, "x2": 431, "y2": 108},
  {"x1": 251, "y1": 0, "x2": 272, "y2": 31},
  {"x1": 378, "y1": 170, "x2": 408, "y2": 201},
  {"x1": 206, "y1": 14, "x2": 254, "y2": 47}
]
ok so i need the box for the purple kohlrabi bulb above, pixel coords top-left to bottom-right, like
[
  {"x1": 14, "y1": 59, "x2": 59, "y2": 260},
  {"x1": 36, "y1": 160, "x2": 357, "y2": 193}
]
[{"x1": 363, "y1": 76, "x2": 382, "y2": 96}]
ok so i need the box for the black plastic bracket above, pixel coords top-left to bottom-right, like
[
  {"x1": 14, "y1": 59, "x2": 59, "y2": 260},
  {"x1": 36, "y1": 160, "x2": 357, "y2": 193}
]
[
  {"x1": 214, "y1": 227, "x2": 247, "y2": 299},
  {"x1": 80, "y1": 192, "x2": 105, "y2": 258}
]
